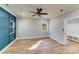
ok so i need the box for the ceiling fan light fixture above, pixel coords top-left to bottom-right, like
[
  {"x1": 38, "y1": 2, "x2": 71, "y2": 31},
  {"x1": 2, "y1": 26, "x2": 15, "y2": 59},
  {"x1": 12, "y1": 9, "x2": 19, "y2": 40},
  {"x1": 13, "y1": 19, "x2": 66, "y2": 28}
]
[{"x1": 45, "y1": 15, "x2": 47, "y2": 17}]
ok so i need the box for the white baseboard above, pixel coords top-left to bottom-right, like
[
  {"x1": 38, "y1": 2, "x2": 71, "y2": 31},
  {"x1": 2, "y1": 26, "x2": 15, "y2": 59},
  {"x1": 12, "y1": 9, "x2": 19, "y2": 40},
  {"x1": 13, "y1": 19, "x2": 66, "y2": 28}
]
[
  {"x1": 0, "y1": 39, "x2": 17, "y2": 54},
  {"x1": 49, "y1": 35, "x2": 66, "y2": 45},
  {"x1": 16, "y1": 35, "x2": 49, "y2": 40}
]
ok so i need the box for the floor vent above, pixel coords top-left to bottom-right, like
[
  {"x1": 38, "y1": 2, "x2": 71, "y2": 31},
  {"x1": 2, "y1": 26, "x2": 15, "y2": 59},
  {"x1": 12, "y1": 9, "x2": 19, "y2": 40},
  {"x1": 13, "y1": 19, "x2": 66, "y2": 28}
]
[{"x1": 68, "y1": 36, "x2": 79, "y2": 42}]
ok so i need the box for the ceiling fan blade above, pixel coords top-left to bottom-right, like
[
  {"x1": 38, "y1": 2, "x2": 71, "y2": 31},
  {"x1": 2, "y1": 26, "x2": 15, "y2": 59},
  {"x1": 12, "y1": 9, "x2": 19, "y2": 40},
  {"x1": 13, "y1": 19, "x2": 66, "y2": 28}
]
[
  {"x1": 32, "y1": 14, "x2": 36, "y2": 17},
  {"x1": 40, "y1": 13, "x2": 48, "y2": 15},
  {"x1": 29, "y1": 11, "x2": 36, "y2": 13}
]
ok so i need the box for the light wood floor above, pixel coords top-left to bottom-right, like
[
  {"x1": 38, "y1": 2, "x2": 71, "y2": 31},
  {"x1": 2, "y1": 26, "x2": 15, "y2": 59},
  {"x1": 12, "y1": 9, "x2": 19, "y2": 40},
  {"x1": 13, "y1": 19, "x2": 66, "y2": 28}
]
[{"x1": 2, "y1": 37, "x2": 79, "y2": 54}]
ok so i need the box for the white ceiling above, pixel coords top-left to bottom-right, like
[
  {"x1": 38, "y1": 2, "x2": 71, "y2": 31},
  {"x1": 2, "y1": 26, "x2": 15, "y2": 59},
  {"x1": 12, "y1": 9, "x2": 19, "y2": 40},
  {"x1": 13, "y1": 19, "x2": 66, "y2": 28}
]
[{"x1": 6, "y1": 4, "x2": 79, "y2": 19}]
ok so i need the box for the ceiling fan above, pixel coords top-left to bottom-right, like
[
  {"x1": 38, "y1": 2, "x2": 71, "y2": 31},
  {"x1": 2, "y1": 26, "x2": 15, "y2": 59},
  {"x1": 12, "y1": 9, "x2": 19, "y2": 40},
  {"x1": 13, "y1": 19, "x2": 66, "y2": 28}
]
[{"x1": 29, "y1": 8, "x2": 48, "y2": 17}]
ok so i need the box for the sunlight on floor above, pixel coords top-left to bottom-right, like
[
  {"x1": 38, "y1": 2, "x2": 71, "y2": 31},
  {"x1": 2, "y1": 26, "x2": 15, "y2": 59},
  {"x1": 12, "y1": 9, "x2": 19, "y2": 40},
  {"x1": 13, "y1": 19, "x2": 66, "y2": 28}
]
[{"x1": 28, "y1": 40, "x2": 43, "y2": 50}]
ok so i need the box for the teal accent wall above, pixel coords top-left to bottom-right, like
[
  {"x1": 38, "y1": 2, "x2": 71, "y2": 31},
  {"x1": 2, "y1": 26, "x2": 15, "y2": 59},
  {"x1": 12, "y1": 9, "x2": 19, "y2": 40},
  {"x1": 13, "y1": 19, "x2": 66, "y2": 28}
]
[{"x1": 0, "y1": 7, "x2": 16, "y2": 51}]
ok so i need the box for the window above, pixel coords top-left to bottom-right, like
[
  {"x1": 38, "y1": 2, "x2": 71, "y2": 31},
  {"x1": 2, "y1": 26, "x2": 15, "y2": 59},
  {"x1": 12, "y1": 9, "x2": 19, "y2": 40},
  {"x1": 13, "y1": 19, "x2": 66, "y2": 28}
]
[
  {"x1": 41, "y1": 22, "x2": 48, "y2": 32},
  {"x1": 10, "y1": 20, "x2": 15, "y2": 34}
]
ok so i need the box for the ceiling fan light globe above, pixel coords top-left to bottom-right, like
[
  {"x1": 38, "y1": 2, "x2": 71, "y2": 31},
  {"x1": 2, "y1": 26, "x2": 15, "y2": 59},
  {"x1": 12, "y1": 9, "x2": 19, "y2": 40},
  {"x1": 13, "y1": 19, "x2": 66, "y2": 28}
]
[{"x1": 45, "y1": 15, "x2": 47, "y2": 17}]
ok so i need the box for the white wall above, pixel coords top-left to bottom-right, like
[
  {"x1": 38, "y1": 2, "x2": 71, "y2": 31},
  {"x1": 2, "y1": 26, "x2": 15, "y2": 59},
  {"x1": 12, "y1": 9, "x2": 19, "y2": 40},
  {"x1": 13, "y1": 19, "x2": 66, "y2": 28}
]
[
  {"x1": 49, "y1": 8, "x2": 79, "y2": 44},
  {"x1": 49, "y1": 16, "x2": 66, "y2": 44},
  {"x1": 63, "y1": 8, "x2": 79, "y2": 38},
  {"x1": 16, "y1": 18, "x2": 49, "y2": 39},
  {"x1": 67, "y1": 23, "x2": 79, "y2": 37}
]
